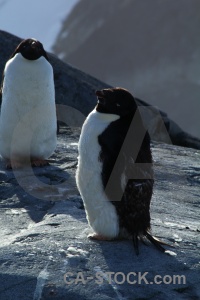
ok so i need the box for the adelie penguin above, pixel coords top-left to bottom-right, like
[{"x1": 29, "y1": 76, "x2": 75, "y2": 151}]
[
  {"x1": 0, "y1": 38, "x2": 57, "y2": 169},
  {"x1": 76, "y1": 87, "x2": 168, "y2": 254}
]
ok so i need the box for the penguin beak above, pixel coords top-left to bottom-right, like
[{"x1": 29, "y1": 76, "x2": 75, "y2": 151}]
[
  {"x1": 31, "y1": 42, "x2": 36, "y2": 48},
  {"x1": 95, "y1": 90, "x2": 104, "y2": 98},
  {"x1": 96, "y1": 90, "x2": 106, "y2": 105}
]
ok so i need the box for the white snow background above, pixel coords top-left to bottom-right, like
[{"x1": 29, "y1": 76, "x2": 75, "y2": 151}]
[{"x1": 0, "y1": 0, "x2": 79, "y2": 51}]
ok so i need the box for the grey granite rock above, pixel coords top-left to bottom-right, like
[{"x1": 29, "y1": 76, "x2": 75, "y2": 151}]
[
  {"x1": 0, "y1": 126, "x2": 200, "y2": 300},
  {"x1": 0, "y1": 30, "x2": 200, "y2": 149}
]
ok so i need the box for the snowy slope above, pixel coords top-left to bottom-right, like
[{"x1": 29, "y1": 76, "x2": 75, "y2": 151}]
[{"x1": 0, "y1": 0, "x2": 79, "y2": 51}]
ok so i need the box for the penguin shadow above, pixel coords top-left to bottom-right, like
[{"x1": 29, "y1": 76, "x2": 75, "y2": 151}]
[
  {"x1": 0, "y1": 124, "x2": 82, "y2": 223},
  {"x1": 88, "y1": 237, "x2": 197, "y2": 299},
  {"x1": 0, "y1": 153, "x2": 81, "y2": 223}
]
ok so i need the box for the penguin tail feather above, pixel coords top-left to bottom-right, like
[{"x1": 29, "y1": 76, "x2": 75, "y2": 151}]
[
  {"x1": 145, "y1": 231, "x2": 166, "y2": 253},
  {"x1": 132, "y1": 234, "x2": 139, "y2": 256},
  {"x1": 132, "y1": 231, "x2": 174, "y2": 255},
  {"x1": 145, "y1": 231, "x2": 175, "y2": 251}
]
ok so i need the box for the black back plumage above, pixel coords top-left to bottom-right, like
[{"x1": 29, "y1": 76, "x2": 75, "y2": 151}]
[{"x1": 96, "y1": 88, "x2": 165, "y2": 254}]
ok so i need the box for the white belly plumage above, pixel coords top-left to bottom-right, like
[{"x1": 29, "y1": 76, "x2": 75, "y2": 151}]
[
  {"x1": 76, "y1": 109, "x2": 120, "y2": 238},
  {"x1": 0, "y1": 54, "x2": 57, "y2": 160}
]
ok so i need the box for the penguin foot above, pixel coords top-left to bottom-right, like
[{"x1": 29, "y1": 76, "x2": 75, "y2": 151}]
[
  {"x1": 6, "y1": 159, "x2": 50, "y2": 169},
  {"x1": 87, "y1": 233, "x2": 112, "y2": 241},
  {"x1": 31, "y1": 159, "x2": 49, "y2": 167},
  {"x1": 6, "y1": 160, "x2": 23, "y2": 170}
]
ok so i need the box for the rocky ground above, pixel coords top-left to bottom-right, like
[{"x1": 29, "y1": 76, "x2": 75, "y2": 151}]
[{"x1": 0, "y1": 126, "x2": 199, "y2": 300}]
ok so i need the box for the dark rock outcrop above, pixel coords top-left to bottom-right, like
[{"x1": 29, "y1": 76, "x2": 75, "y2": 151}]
[
  {"x1": 53, "y1": 0, "x2": 200, "y2": 139},
  {"x1": 0, "y1": 30, "x2": 200, "y2": 149}
]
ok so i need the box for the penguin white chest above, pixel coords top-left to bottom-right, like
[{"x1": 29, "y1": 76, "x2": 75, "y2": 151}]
[
  {"x1": 76, "y1": 110, "x2": 120, "y2": 238},
  {"x1": 0, "y1": 54, "x2": 57, "y2": 160}
]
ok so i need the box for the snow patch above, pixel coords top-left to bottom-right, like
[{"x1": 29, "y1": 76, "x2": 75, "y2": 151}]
[{"x1": 67, "y1": 246, "x2": 88, "y2": 257}]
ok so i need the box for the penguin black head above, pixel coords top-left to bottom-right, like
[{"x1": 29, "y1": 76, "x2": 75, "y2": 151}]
[
  {"x1": 10, "y1": 38, "x2": 49, "y2": 61},
  {"x1": 95, "y1": 87, "x2": 137, "y2": 117}
]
